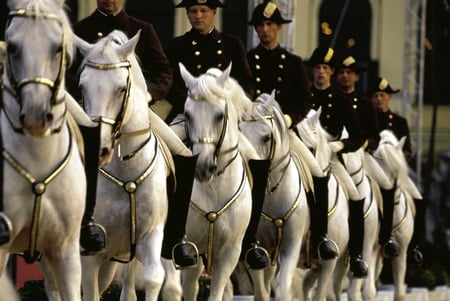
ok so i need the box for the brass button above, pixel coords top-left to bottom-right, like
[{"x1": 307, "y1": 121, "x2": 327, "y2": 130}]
[
  {"x1": 192, "y1": 40, "x2": 197, "y2": 45},
  {"x1": 255, "y1": 64, "x2": 260, "y2": 70},
  {"x1": 196, "y1": 64, "x2": 202, "y2": 69},
  {"x1": 217, "y1": 49, "x2": 222, "y2": 55},
  {"x1": 255, "y1": 54, "x2": 260, "y2": 60},
  {"x1": 195, "y1": 51, "x2": 200, "y2": 56},
  {"x1": 256, "y1": 77, "x2": 261, "y2": 82}
]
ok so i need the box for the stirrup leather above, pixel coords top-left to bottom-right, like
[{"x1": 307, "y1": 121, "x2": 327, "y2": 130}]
[
  {"x1": 244, "y1": 241, "x2": 270, "y2": 270},
  {"x1": 0, "y1": 212, "x2": 13, "y2": 245},
  {"x1": 317, "y1": 236, "x2": 339, "y2": 260},
  {"x1": 172, "y1": 236, "x2": 199, "y2": 270}
]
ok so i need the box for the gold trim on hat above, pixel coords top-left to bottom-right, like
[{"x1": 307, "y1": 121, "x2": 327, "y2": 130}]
[
  {"x1": 197, "y1": 0, "x2": 207, "y2": 3},
  {"x1": 263, "y1": 2, "x2": 277, "y2": 18},
  {"x1": 324, "y1": 48, "x2": 334, "y2": 63},
  {"x1": 343, "y1": 56, "x2": 355, "y2": 67},
  {"x1": 379, "y1": 78, "x2": 388, "y2": 90}
]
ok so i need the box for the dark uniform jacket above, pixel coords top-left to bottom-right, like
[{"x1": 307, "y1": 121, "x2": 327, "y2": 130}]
[
  {"x1": 377, "y1": 110, "x2": 412, "y2": 160},
  {"x1": 165, "y1": 28, "x2": 253, "y2": 121},
  {"x1": 310, "y1": 86, "x2": 365, "y2": 153},
  {"x1": 247, "y1": 45, "x2": 311, "y2": 125},
  {"x1": 339, "y1": 90, "x2": 380, "y2": 153},
  {"x1": 69, "y1": 9, "x2": 173, "y2": 102}
]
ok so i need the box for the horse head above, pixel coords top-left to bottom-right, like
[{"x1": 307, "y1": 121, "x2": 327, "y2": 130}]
[
  {"x1": 3, "y1": 0, "x2": 75, "y2": 137},
  {"x1": 239, "y1": 91, "x2": 289, "y2": 162},
  {"x1": 76, "y1": 30, "x2": 146, "y2": 167},
  {"x1": 296, "y1": 107, "x2": 332, "y2": 173},
  {"x1": 180, "y1": 62, "x2": 241, "y2": 182}
]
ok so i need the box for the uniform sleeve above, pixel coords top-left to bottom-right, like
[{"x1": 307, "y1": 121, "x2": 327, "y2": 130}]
[
  {"x1": 164, "y1": 37, "x2": 188, "y2": 122},
  {"x1": 397, "y1": 117, "x2": 413, "y2": 161},
  {"x1": 364, "y1": 99, "x2": 381, "y2": 153},
  {"x1": 229, "y1": 37, "x2": 254, "y2": 97},
  {"x1": 139, "y1": 24, "x2": 173, "y2": 101},
  {"x1": 340, "y1": 95, "x2": 365, "y2": 153},
  {"x1": 287, "y1": 55, "x2": 311, "y2": 125}
]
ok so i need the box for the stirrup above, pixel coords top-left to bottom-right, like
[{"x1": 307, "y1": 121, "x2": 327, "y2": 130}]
[
  {"x1": 317, "y1": 236, "x2": 339, "y2": 260},
  {"x1": 80, "y1": 222, "x2": 107, "y2": 256},
  {"x1": 408, "y1": 246, "x2": 423, "y2": 267},
  {"x1": 172, "y1": 236, "x2": 199, "y2": 270},
  {"x1": 0, "y1": 212, "x2": 13, "y2": 246},
  {"x1": 244, "y1": 241, "x2": 270, "y2": 270},
  {"x1": 383, "y1": 238, "x2": 400, "y2": 258},
  {"x1": 350, "y1": 256, "x2": 369, "y2": 278}
]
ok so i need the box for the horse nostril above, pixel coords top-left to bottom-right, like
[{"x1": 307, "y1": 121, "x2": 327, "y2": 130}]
[
  {"x1": 19, "y1": 114, "x2": 25, "y2": 126},
  {"x1": 100, "y1": 147, "x2": 109, "y2": 158},
  {"x1": 46, "y1": 113, "x2": 54, "y2": 122}
]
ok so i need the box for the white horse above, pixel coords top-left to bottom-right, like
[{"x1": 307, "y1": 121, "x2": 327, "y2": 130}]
[
  {"x1": 178, "y1": 63, "x2": 255, "y2": 301},
  {"x1": 296, "y1": 108, "x2": 351, "y2": 301},
  {"x1": 341, "y1": 145, "x2": 384, "y2": 301},
  {"x1": 1, "y1": 0, "x2": 91, "y2": 300},
  {"x1": 372, "y1": 130, "x2": 417, "y2": 301},
  {"x1": 76, "y1": 30, "x2": 170, "y2": 301},
  {"x1": 238, "y1": 92, "x2": 310, "y2": 300}
]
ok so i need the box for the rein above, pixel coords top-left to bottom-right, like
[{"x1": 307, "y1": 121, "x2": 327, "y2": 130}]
[
  {"x1": 2, "y1": 128, "x2": 73, "y2": 263},
  {"x1": 98, "y1": 133, "x2": 159, "y2": 263}
]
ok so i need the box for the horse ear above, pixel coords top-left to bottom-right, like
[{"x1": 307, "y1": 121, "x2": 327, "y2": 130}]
[
  {"x1": 217, "y1": 62, "x2": 232, "y2": 87},
  {"x1": 397, "y1": 136, "x2": 406, "y2": 150},
  {"x1": 118, "y1": 29, "x2": 140, "y2": 59},
  {"x1": 75, "y1": 35, "x2": 93, "y2": 57},
  {"x1": 179, "y1": 62, "x2": 195, "y2": 88}
]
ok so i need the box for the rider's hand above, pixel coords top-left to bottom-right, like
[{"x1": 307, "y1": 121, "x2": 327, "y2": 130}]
[{"x1": 329, "y1": 141, "x2": 344, "y2": 153}]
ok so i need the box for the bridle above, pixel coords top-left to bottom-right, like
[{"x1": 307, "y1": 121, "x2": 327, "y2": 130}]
[
  {"x1": 2, "y1": 9, "x2": 67, "y2": 134},
  {"x1": 82, "y1": 60, "x2": 151, "y2": 161},
  {"x1": 186, "y1": 90, "x2": 239, "y2": 175}
]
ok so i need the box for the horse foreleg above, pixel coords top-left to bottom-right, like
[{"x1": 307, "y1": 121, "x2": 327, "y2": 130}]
[
  {"x1": 136, "y1": 229, "x2": 165, "y2": 301},
  {"x1": 391, "y1": 251, "x2": 408, "y2": 301},
  {"x1": 248, "y1": 268, "x2": 267, "y2": 301},
  {"x1": 330, "y1": 256, "x2": 347, "y2": 301},
  {"x1": 274, "y1": 249, "x2": 302, "y2": 301},
  {"x1": 361, "y1": 246, "x2": 381, "y2": 301},
  {"x1": 181, "y1": 262, "x2": 204, "y2": 301},
  {"x1": 43, "y1": 243, "x2": 82, "y2": 301},
  {"x1": 81, "y1": 255, "x2": 102, "y2": 301},
  {"x1": 98, "y1": 261, "x2": 120, "y2": 296},
  {"x1": 313, "y1": 259, "x2": 337, "y2": 301},
  {"x1": 0, "y1": 268, "x2": 19, "y2": 301},
  {"x1": 160, "y1": 258, "x2": 182, "y2": 301},
  {"x1": 119, "y1": 260, "x2": 138, "y2": 301}
]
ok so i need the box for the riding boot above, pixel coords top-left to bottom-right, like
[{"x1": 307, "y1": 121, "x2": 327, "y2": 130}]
[
  {"x1": 240, "y1": 159, "x2": 270, "y2": 270},
  {"x1": 79, "y1": 125, "x2": 106, "y2": 255},
  {"x1": 311, "y1": 175, "x2": 338, "y2": 260},
  {"x1": 0, "y1": 126, "x2": 12, "y2": 246},
  {"x1": 379, "y1": 184, "x2": 400, "y2": 258},
  {"x1": 408, "y1": 198, "x2": 425, "y2": 267},
  {"x1": 161, "y1": 155, "x2": 198, "y2": 269},
  {"x1": 349, "y1": 198, "x2": 368, "y2": 278}
]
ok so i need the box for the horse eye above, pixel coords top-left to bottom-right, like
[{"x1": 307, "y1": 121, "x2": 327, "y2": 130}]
[
  {"x1": 215, "y1": 113, "x2": 224, "y2": 122},
  {"x1": 7, "y1": 43, "x2": 17, "y2": 54},
  {"x1": 118, "y1": 86, "x2": 127, "y2": 95},
  {"x1": 56, "y1": 46, "x2": 63, "y2": 54},
  {"x1": 263, "y1": 134, "x2": 272, "y2": 144}
]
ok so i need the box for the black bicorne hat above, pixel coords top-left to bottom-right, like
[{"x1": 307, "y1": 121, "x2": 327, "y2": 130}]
[
  {"x1": 248, "y1": 1, "x2": 291, "y2": 25},
  {"x1": 335, "y1": 55, "x2": 368, "y2": 74},
  {"x1": 369, "y1": 77, "x2": 400, "y2": 95},
  {"x1": 175, "y1": 0, "x2": 224, "y2": 8},
  {"x1": 309, "y1": 46, "x2": 336, "y2": 68}
]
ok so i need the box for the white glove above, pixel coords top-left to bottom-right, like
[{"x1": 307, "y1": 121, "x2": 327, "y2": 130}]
[
  {"x1": 284, "y1": 114, "x2": 293, "y2": 128},
  {"x1": 329, "y1": 141, "x2": 344, "y2": 152}
]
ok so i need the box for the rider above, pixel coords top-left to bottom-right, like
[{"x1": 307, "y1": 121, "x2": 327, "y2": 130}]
[
  {"x1": 165, "y1": 0, "x2": 270, "y2": 270},
  {"x1": 246, "y1": 2, "x2": 340, "y2": 263},
  {"x1": 67, "y1": 0, "x2": 199, "y2": 267},
  {"x1": 308, "y1": 46, "x2": 368, "y2": 277},
  {"x1": 368, "y1": 77, "x2": 424, "y2": 266},
  {"x1": 334, "y1": 55, "x2": 379, "y2": 277}
]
